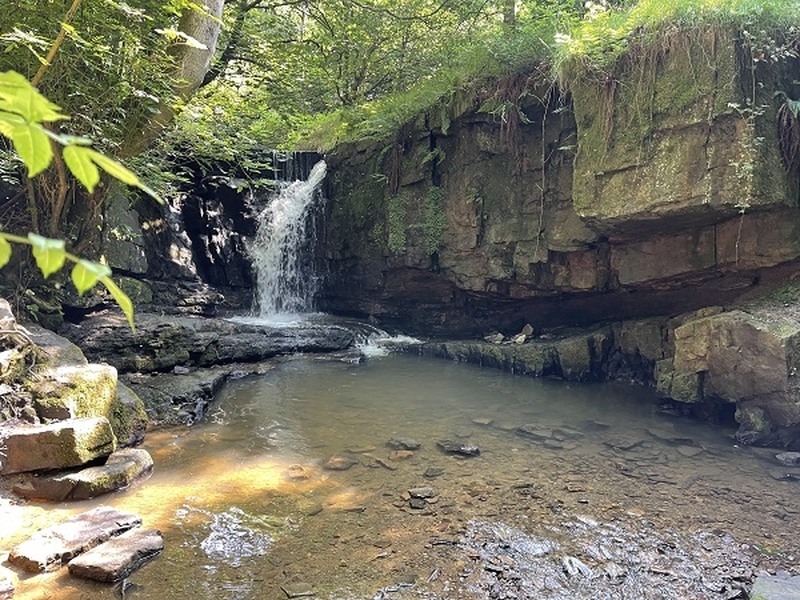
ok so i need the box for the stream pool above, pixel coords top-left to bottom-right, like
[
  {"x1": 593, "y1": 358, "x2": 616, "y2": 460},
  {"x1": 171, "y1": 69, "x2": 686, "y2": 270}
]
[{"x1": 5, "y1": 352, "x2": 799, "y2": 599}]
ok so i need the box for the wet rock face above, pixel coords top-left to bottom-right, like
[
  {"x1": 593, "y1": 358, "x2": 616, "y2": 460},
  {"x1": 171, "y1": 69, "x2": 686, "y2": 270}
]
[
  {"x1": 320, "y1": 33, "x2": 800, "y2": 338},
  {"x1": 58, "y1": 311, "x2": 355, "y2": 373},
  {"x1": 662, "y1": 309, "x2": 800, "y2": 447}
]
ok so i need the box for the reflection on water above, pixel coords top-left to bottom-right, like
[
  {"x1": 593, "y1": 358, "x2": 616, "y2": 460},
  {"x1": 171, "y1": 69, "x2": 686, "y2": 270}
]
[{"x1": 5, "y1": 354, "x2": 799, "y2": 599}]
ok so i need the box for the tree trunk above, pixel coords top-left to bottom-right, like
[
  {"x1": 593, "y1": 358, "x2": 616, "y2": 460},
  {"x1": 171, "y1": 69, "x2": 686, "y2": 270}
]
[
  {"x1": 174, "y1": 0, "x2": 225, "y2": 97},
  {"x1": 503, "y1": 0, "x2": 516, "y2": 29},
  {"x1": 122, "y1": 0, "x2": 225, "y2": 157}
]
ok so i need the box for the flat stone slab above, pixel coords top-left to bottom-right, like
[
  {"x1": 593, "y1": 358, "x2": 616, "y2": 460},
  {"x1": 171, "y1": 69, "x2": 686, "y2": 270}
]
[
  {"x1": 9, "y1": 506, "x2": 141, "y2": 572},
  {"x1": 0, "y1": 417, "x2": 115, "y2": 475},
  {"x1": 68, "y1": 528, "x2": 163, "y2": 582},
  {"x1": 13, "y1": 448, "x2": 154, "y2": 501},
  {"x1": 750, "y1": 573, "x2": 800, "y2": 599}
]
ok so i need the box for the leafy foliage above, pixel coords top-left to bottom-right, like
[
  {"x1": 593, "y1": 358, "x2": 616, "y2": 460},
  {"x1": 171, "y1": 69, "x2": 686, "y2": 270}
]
[{"x1": 0, "y1": 71, "x2": 164, "y2": 330}]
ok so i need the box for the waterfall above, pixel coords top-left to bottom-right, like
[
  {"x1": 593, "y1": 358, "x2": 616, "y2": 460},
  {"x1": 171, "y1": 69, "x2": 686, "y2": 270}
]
[{"x1": 250, "y1": 159, "x2": 327, "y2": 318}]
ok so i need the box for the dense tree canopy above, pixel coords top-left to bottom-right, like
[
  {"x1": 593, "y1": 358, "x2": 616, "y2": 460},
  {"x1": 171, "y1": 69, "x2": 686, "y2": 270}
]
[{"x1": 1, "y1": 0, "x2": 798, "y2": 247}]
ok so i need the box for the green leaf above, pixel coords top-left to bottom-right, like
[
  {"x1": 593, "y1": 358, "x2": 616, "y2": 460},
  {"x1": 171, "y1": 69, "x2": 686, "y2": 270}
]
[
  {"x1": 71, "y1": 259, "x2": 111, "y2": 295},
  {"x1": 11, "y1": 122, "x2": 52, "y2": 177},
  {"x1": 84, "y1": 148, "x2": 139, "y2": 185},
  {"x1": 27, "y1": 233, "x2": 66, "y2": 278},
  {"x1": 63, "y1": 145, "x2": 101, "y2": 192},
  {"x1": 0, "y1": 236, "x2": 11, "y2": 269},
  {"x1": 100, "y1": 275, "x2": 135, "y2": 331},
  {"x1": 84, "y1": 148, "x2": 162, "y2": 203},
  {"x1": 0, "y1": 71, "x2": 67, "y2": 123}
]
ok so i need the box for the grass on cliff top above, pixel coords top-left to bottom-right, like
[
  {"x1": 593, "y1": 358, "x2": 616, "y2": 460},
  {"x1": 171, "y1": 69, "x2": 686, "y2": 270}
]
[
  {"x1": 298, "y1": 0, "x2": 800, "y2": 152},
  {"x1": 555, "y1": 0, "x2": 800, "y2": 80}
]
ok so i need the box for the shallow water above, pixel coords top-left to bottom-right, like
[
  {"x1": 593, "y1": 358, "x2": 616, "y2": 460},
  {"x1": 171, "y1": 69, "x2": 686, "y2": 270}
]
[{"x1": 5, "y1": 353, "x2": 799, "y2": 599}]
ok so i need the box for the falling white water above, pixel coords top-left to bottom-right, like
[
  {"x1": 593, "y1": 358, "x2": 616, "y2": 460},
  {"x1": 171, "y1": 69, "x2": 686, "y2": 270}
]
[{"x1": 251, "y1": 160, "x2": 327, "y2": 318}]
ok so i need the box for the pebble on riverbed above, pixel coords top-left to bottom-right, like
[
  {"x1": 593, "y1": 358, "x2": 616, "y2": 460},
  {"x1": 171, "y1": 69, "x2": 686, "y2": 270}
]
[
  {"x1": 323, "y1": 454, "x2": 359, "y2": 470},
  {"x1": 436, "y1": 440, "x2": 480, "y2": 456}
]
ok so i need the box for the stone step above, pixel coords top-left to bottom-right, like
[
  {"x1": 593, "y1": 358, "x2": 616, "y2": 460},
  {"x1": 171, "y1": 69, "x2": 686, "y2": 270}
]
[
  {"x1": 751, "y1": 573, "x2": 800, "y2": 600},
  {"x1": 9, "y1": 506, "x2": 141, "y2": 573},
  {"x1": 0, "y1": 417, "x2": 116, "y2": 475},
  {"x1": 68, "y1": 528, "x2": 163, "y2": 582},
  {"x1": 13, "y1": 448, "x2": 154, "y2": 501}
]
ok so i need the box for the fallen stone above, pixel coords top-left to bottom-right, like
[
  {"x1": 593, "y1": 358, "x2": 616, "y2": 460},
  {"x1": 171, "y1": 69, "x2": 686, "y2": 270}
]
[
  {"x1": 13, "y1": 448, "x2": 154, "y2": 501},
  {"x1": 775, "y1": 452, "x2": 800, "y2": 467},
  {"x1": 408, "y1": 498, "x2": 427, "y2": 510},
  {"x1": 750, "y1": 573, "x2": 800, "y2": 600},
  {"x1": 387, "y1": 437, "x2": 421, "y2": 450},
  {"x1": 0, "y1": 417, "x2": 116, "y2": 475},
  {"x1": 423, "y1": 467, "x2": 444, "y2": 478},
  {"x1": 436, "y1": 440, "x2": 480, "y2": 457},
  {"x1": 323, "y1": 454, "x2": 359, "y2": 470},
  {"x1": 472, "y1": 417, "x2": 493, "y2": 426},
  {"x1": 483, "y1": 332, "x2": 504, "y2": 344},
  {"x1": 9, "y1": 506, "x2": 142, "y2": 572},
  {"x1": 67, "y1": 528, "x2": 163, "y2": 582},
  {"x1": 408, "y1": 486, "x2": 436, "y2": 499},
  {"x1": 389, "y1": 450, "x2": 414, "y2": 461}
]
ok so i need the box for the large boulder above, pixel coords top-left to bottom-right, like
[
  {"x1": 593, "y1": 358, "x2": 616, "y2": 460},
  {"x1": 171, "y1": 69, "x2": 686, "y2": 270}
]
[
  {"x1": 662, "y1": 309, "x2": 800, "y2": 446},
  {"x1": 13, "y1": 448, "x2": 154, "y2": 501},
  {"x1": 0, "y1": 417, "x2": 116, "y2": 475},
  {"x1": 30, "y1": 364, "x2": 118, "y2": 421}
]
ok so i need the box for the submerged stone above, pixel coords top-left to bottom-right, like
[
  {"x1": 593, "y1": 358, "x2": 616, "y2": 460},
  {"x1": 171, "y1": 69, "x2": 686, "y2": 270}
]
[
  {"x1": 67, "y1": 528, "x2": 163, "y2": 582},
  {"x1": 9, "y1": 506, "x2": 141, "y2": 573},
  {"x1": 387, "y1": 437, "x2": 421, "y2": 450},
  {"x1": 436, "y1": 440, "x2": 480, "y2": 456},
  {"x1": 323, "y1": 453, "x2": 359, "y2": 470}
]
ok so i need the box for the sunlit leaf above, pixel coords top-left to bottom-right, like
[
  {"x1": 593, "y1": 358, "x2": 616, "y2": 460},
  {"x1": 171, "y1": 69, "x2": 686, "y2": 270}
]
[
  {"x1": 11, "y1": 122, "x2": 52, "y2": 177},
  {"x1": 84, "y1": 149, "x2": 162, "y2": 203},
  {"x1": 0, "y1": 71, "x2": 67, "y2": 123},
  {"x1": 100, "y1": 275, "x2": 135, "y2": 331},
  {"x1": 27, "y1": 233, "x2": 66, "y2": 278},
  {"x1": 0, "y1": 236, "x2": 11, "y2": 269},
  {"x1": 155, "y1": 27, "x2": 208, "y2": 49},
  {"x1": 63, "y1": 145, "x2": 101, "y2": 192},
  {"x1": 71, "y1": 259, "x2": 111, "y2": 295}
]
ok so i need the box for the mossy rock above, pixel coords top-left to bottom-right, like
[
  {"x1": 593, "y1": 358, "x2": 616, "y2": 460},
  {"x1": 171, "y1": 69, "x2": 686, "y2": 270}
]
[{"x1": 31, "y1": 364, "x2": 118, "y2": 422}]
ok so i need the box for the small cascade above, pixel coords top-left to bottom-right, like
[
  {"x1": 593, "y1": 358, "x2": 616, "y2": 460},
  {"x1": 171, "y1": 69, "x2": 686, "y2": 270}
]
[{"x1": 250, "y1": 159, "x2": 327, "y2": 318}]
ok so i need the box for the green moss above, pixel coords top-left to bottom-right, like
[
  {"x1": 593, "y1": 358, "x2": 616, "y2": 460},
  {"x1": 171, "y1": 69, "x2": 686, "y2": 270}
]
[
  {"x1": 424, "y1": 186, "x2": 446, "y2": 254},
  {"x1": 387, "y1": 192, "x2": 408, "y2": 254}
]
